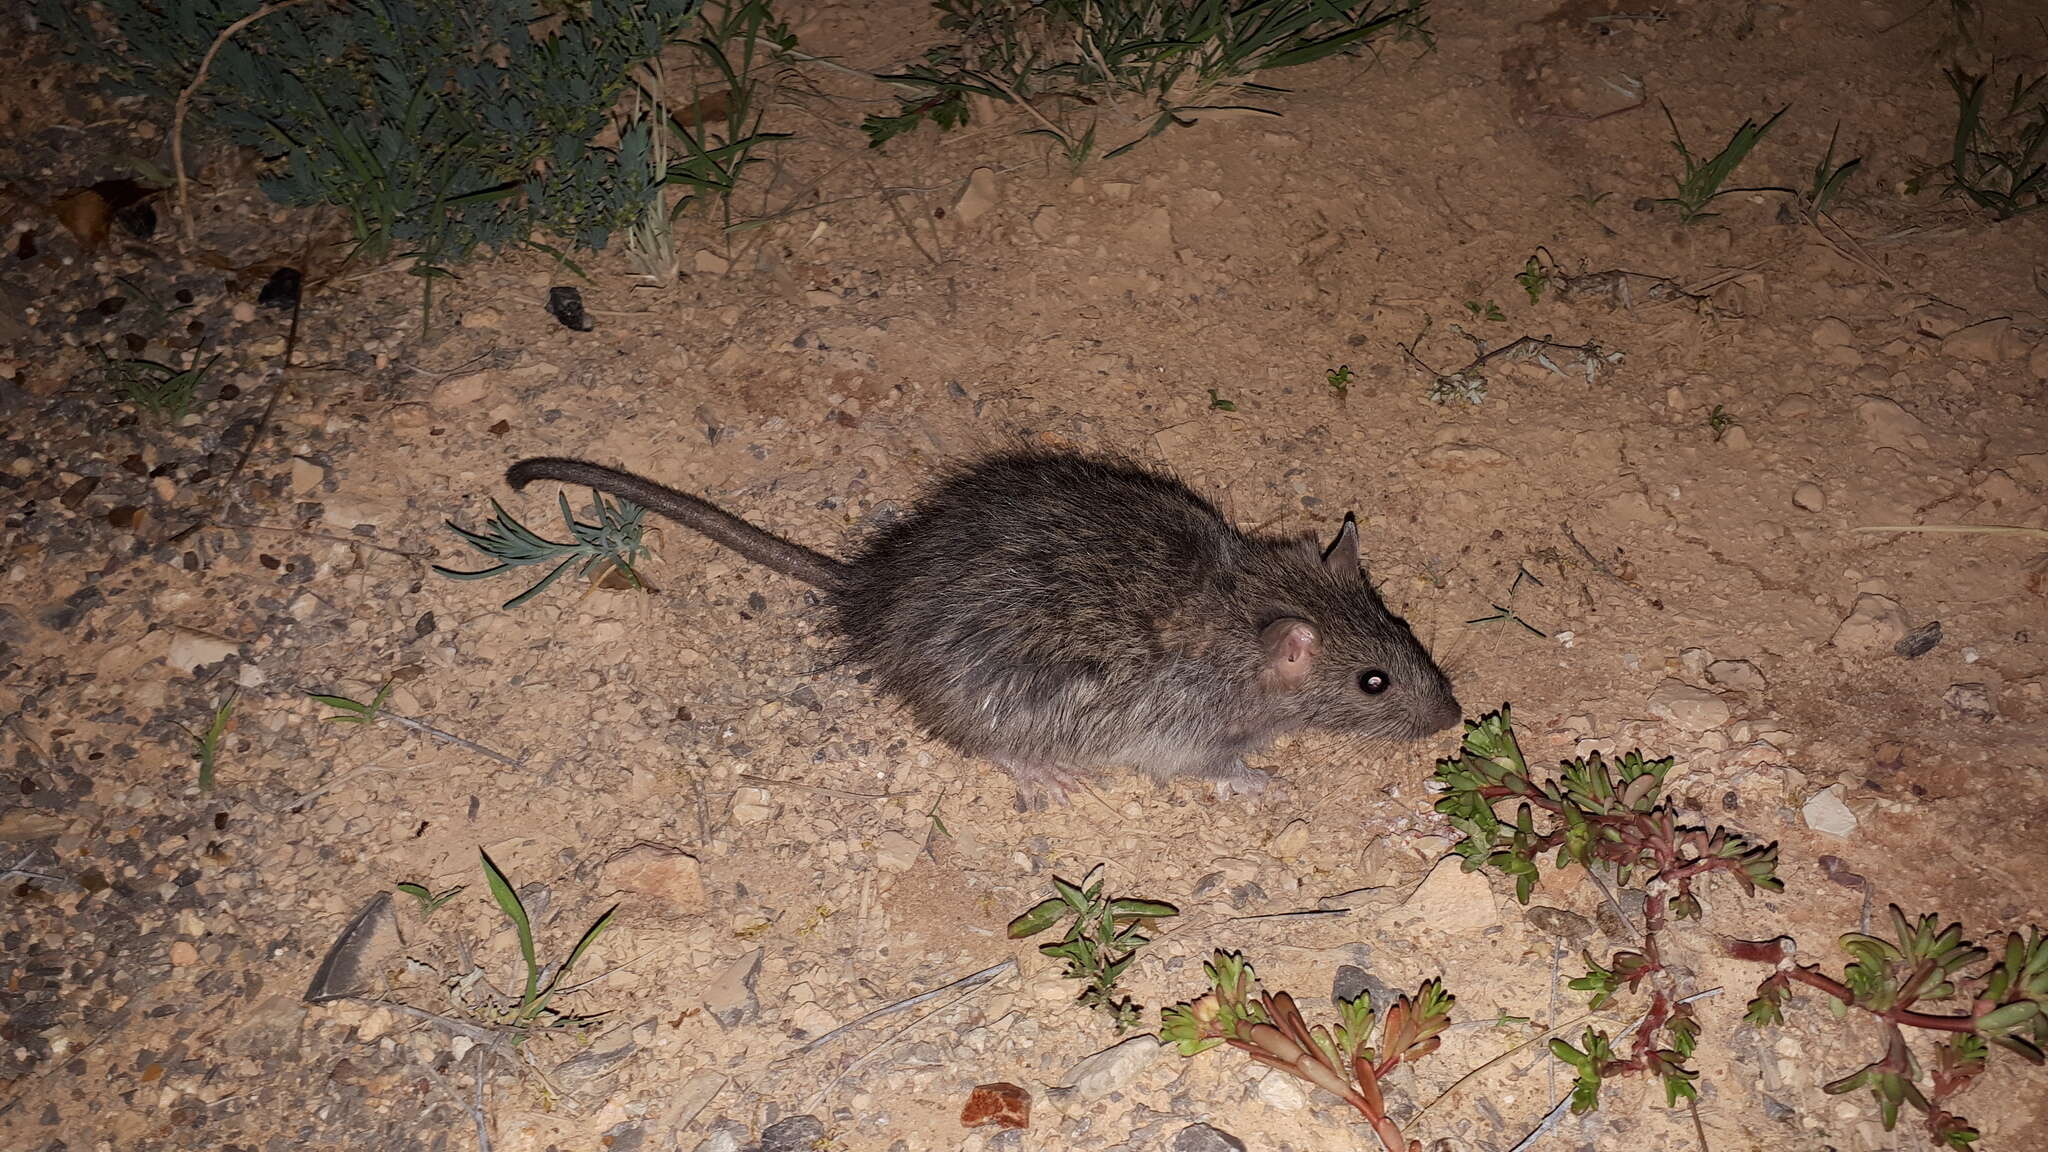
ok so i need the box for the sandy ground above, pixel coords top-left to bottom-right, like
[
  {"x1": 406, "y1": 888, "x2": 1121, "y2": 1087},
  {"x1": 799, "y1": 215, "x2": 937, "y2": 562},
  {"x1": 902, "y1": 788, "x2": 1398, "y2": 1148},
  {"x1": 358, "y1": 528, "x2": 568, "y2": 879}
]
[{"x1": 3, "y1": 1, "x2": 2047, "y2": 1150}]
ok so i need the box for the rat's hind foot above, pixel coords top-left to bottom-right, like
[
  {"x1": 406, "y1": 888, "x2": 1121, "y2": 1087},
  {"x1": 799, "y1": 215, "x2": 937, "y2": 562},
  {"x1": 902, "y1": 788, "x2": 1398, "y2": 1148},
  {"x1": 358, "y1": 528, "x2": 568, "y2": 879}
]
[
  {"x1": 1202, "y1": 757, "x2": 1281, "y2": 802},
  {"x1": 999, "y1": 760, "x2": 1088, "y2": 811}
]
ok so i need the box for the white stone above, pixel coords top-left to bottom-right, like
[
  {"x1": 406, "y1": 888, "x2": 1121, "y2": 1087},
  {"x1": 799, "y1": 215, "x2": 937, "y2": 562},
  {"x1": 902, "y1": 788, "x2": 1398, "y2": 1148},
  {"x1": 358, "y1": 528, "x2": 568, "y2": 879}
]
[
  {"x1": 1802, "y1": 786, "x2": 1857, "y2": 838},
  {"x1": 1395, "y1": 856, "x2": 1496, "y2": 934},
  {"x1": 1062, "y1": 1035, "x2": 1164, "y2": 1099}
]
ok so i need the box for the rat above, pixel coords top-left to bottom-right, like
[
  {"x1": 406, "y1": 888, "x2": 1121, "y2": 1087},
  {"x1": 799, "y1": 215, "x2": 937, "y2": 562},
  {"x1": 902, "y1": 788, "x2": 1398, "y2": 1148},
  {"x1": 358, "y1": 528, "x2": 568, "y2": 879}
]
[{"x1": 506, "y1": 450, "x2": 1462, "y2": 807}]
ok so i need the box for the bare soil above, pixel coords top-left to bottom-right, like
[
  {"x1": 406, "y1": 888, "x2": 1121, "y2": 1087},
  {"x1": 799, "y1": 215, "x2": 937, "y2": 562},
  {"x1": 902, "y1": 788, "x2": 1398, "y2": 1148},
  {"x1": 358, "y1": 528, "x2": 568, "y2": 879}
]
[{"x1": 3, "y1": 2, "x2": 2046, "y2": 1151}]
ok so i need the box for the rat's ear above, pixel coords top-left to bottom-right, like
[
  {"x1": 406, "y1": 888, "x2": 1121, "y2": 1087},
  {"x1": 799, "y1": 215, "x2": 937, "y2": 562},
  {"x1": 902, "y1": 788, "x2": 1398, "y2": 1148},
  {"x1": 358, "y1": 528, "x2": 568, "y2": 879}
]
[
  {"x1": 1321, "y1": 514, "x2": 1361, "y2": 577},
  {"x1": 1259, "y1": 618, "x2": 1319, "y2": 690}
]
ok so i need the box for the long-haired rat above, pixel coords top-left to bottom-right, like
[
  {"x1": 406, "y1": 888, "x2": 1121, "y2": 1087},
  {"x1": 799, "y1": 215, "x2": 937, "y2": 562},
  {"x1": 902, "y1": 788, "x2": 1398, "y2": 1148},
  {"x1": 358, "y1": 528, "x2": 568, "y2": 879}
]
[{"x1": 506, "y1": 450, "x2": 1462, "y2": 807}]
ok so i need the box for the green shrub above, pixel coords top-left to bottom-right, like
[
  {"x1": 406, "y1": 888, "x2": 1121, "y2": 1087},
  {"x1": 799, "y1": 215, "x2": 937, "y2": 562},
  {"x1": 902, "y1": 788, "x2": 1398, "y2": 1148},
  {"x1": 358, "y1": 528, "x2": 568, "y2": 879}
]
[
  {"x1": 863, "y1": 0, "x2": 1430, "y2": 161},
  {"x1": 40, "y1": 0, "x2": 702, "y2": 265}
]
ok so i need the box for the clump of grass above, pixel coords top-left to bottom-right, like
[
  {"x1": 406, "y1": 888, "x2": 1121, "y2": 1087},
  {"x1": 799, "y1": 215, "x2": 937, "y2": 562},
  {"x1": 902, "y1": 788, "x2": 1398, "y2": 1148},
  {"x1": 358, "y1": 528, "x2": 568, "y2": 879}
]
[
  {"x1": 436, "y1": 489, "x2": 649, "y2": 609},
  {"x1": 106, "y1": 354, "x2": 218, "y2": 422},
  {"x1": 624, "y1": 0, "x2": 795, "y2": 280},
  {"x1": 1655, "y1": 102, "x2": 1789, "y2": 223},
  {"x1": 864, "y1": 0, "x2": 1430, "y2": 161},
  {"x1": 1942, "y1": 66, "x2": 2047, "y2": 220},
  {"x1": 1799, "y1": 122, "x2": 1863, "y2": 217},
  {"x1": 1009, "y1": 867, "x2": 1177, "y2": 1032}
]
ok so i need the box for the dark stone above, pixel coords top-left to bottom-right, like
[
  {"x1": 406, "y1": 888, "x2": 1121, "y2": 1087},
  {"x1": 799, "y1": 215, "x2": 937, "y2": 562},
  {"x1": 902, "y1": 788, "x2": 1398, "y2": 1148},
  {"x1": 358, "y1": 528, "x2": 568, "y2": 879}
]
[
  {"x1": 754, "y1": 1115, "x2": 825, "y2": 1152},
  {"x1": 546, "y1": 286, "x2": 593, "y2": 332},
  {"x1": 1172, "y1": 1124, "x2": 1247, "y2": 1152},
  {"x1": 257, "y1": 267, "x2": 303, "y2": 309}
]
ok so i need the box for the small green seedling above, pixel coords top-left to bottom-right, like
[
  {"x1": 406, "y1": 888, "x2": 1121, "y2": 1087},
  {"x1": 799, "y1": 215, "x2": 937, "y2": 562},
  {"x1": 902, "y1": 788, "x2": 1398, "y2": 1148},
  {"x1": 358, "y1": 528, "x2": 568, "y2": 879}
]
[
  {"x1": 1009, "y1": 869, "x2": 1177, "y2": 1032},
  {"x1": 1162, "y1": 951, "x2": 1455, "y2": 1152},
  {"x1": 397, "y1": 881, "x2": 467, "y2": 917},
  {"x1": 437, "y1": 489, "x2": 649, "y2": 609},
  {"x1": 1802, "y1": 122, "x2": 1862, "y2": 217},
  {"x1": 1464, "y1": 299, "x2": 1506, "y2": 322},
  {"x1": 480, "y1": 849, "x2": 619, "y2": 1028},
  {"x1": 1207, "y1": 389, "x2": 1238, "y2": 412},
  {"x1": 178, "y1": 690, "x2": 237, "y2": 792},
  {"x1": 1656, "y1": 103, "x2": 1789, "y2": 223},
  {"x1": 1708, "y1": 404, "x2": 1736, "y2": 441},
  {"x1": 1516, "y1": 255, "x2": 1550, "y2": 304},
  {"x1": 1325, "y1": 364, "x2": 1354, "y2": 396},
  {"x1": 108, "y1": 354, "x2": 219, "y2": 422},
  {"x1": 309, "y1": 680, "x2": 395, "y2": 724}
]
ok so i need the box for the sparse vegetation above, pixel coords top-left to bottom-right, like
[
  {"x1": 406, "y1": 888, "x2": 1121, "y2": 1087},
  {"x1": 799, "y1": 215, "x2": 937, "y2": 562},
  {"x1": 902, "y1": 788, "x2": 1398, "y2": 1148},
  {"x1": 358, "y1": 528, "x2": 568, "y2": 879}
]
[
  {"x1": 436, "y1": 489, "x2": 649, "y2": 608},
  {"x1": 862, "y1": 0, "x2": 1431, "y2": 160},
  {"x1": 1942, "y1": 66, "x2": 2048, "y2": 219},
  {"x1": 1515, "y1": 255, "x2": 1549, "y2": 303},
  {"x1": 477, "y1": 850, "x2": 620, "y2": 1030},
  {"x1": 309, "y1": 680, "x2": 395, "y2": 725},
  {"x1": 106, "y1": 353, "x2": 217, "y2": 422},
  {"x1": 396, "y1": 880, "x2": 467, "y2": 917},
  {"x1": 1800, "y1": 122, "x2": 1863, "y2": 218},
  {"x1": 1707, "y1": 403, "x2": 1736, "y2": 440},
  {"x1": 624, "y1": 0, "x2": 796, "y2": 280},
  {"x1": 177, "y1": 690, "x2": 237, "y2": 792},
  {"x1": 1162, "y1": 951, "x2": 1453, "y2": 1152},
  {"x1": 1655, "y1": 102, "x2": 1789, "y2": 223},
  {"x1": 1326, "y1": 364, "x2": 1355, "y2": 396},
  {"x1": 1436, "y1": 708, "x2": 2047, "y2": 1147},
  {"x1": 1009, "y1": 869, "x2": 1177, "y2": 1032},
  {"x1": 1462, "y1": 299, "x2": 1505, "y2": 322},
  {"x1": 40, "y1": 0, "x2": 702, "y2": 296},
  {"x1": 1207, "y1": 388, "x2": 1238, "y2": 411}
]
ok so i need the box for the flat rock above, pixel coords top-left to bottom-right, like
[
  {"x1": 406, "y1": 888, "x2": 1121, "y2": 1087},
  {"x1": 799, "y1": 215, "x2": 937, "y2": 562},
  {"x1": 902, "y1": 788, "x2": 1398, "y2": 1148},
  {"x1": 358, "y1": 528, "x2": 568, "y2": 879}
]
[
  {"x1": 955, "y1": 166, "x2": 1000, "y2": 224},
  {"x1": 1061, "y1": 1035, "x2": 1164, "y2": 1099},
  {"x1": 602, "y1": 844, "x2": 706, "y2": 918},
  {"x1": 1810, "y1": 317, "x2": 1853, "y2": 347},
  {"x1": 1648, "y1": 679, "x2": 1731, "y2": 730},
  {"x1": 1853, "y1": 394, "x2": 1927, "y2": 450},
  {"x1": 1252, "y1": 1068, "x2": 1308, "y2": 1111},
  {"x1": 960, "y1": 1082, "x2": 1030, "y2": 1130},
  {"x1": 1395, "y1": 856, "x2": 1496, "y2": 934},
  {"x1": 1942, "y1": 682, "x2": 1996, "y2": 720},
  {"x1": 167, "y1": 631, "x2": 240, "y2": 673},
  {"x1": 1706, "y1": 659, "x2": 1767, "y2": 692},
  {"x1": 1941, "y1": 317, "x2": 2019, "y2": 363},
  {"x1": 1266, "y1": 818, "x2": 1310, "y2": 861},
  {"x1": 1172, "y1": 1124, "x2": 1247, "y2": 1152},
  {"x1": 1792, "y1": 482, "x2": 1827, "y2": 512},
  {"x1": 754, "y1": 1115, "x2": 825, "y2": 1152},
  {"x1": 703, "y1": 948, "x2": 763, "y2": 1028},
  {"x1": 1830, "y1": 595, "x2": 1908, "y2": 653},
  {"x1": 1802, "y1": 785, "x2": 1858, "y2": 838}
]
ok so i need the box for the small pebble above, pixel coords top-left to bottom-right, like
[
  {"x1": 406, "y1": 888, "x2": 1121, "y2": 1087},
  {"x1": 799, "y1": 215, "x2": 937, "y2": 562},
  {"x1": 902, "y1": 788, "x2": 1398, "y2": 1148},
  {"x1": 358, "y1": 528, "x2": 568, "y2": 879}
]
[{"x1": 1792, "y1": 483, "x2": 1826, "y2": 512}]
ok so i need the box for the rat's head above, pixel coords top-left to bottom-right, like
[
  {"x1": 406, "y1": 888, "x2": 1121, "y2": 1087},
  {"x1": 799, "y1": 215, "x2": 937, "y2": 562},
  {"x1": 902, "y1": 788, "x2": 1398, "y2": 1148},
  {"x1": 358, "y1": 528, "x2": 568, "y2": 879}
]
[{"x1": 1249, "y1": 515, "x2": 1462, "y2": 740}]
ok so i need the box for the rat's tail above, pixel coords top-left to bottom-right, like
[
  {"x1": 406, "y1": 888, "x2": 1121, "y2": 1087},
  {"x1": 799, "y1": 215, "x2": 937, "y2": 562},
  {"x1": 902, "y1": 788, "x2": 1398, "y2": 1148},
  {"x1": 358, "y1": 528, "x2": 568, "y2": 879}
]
[{"x1": 507, "y1": 457, "x2": 848, "y2": 590}]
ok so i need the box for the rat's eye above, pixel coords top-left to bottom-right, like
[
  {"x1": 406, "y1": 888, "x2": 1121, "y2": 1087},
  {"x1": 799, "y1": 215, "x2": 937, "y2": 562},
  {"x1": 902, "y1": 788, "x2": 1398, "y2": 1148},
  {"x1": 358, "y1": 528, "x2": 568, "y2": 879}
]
[{"x1": 1358, "y1": 669, "x2": 1390, "y2": 695}]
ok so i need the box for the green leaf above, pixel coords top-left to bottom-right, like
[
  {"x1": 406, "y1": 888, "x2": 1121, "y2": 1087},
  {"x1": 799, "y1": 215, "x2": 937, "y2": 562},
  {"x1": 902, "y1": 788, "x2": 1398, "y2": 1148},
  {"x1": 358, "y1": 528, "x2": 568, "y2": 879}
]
[
  {"x1": 480, "y1": 849, "x2": 540, "y2": 1012},
  {"x1": 1008, "y1": 897, "x2": 1068, "y2": 939},
  {"x1": 1107, "y1": 898, "x2": 1179, "y2": 919}
]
